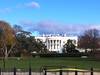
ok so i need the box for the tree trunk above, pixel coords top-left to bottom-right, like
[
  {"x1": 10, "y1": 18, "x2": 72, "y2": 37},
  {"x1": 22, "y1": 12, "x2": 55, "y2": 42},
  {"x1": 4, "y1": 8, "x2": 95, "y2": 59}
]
[
  {"x1": 4, "y1": 44, "x2": 8, "y2": 59},
  {"x1": 3, "y1": 43, "x2": 15, "y2": 68}
]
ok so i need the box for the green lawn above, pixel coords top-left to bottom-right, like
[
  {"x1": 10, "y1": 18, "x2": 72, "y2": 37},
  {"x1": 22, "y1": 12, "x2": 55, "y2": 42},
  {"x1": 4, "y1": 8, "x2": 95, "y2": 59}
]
[{"x1": 0, "y1": 57, "x2": 100, "y2": 71}]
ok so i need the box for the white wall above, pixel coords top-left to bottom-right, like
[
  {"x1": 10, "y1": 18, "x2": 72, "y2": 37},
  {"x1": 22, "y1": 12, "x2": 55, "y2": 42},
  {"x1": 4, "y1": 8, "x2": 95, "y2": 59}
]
[{"x1": 35, "y1": 35, "x2": 78, "y2": 53}]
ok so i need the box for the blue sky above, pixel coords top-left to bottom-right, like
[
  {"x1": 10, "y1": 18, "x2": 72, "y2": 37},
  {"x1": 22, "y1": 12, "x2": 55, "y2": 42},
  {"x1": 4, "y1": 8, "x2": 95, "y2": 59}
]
[{"x1": 0, "y1": 0, "x2": 100, "y2": 36}]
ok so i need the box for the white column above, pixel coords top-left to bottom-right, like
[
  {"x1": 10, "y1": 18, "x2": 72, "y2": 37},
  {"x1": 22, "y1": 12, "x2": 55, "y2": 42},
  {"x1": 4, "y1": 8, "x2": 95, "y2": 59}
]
[
  {"x1": 47, "y1": 40, "x2": 50, "y2": 50},
  {"x1": 57, "y1": 40, "x2": 58, "y2": 49},
  {"x1": 52, "y1": 40, "x2": 54, "y2": 50},
  {"x1": 60, "y1": 40, "x2": 61, "y2": 47},
  {"x1": 57, "y1": 40, "x2": 59, "y2": 49},
  {"x1": 46, "y1": 40, "x2": 48, "y2": 49},
  {"x1": 49, "y1": 40, "x2": 51, "y2": 51},
  {"x1": 53, "y1": 40, "x2": 55, "y2": 50},
  {"x1": 51, "y1": 40, "x2": 52, "y2": 51},
  {"x1": 55, "y1": 40, "x2": 57, "y2": 51}
]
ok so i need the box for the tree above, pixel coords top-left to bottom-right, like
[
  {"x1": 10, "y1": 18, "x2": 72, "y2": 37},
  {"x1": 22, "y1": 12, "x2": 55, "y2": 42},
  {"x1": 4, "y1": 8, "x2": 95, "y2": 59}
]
[
  {"x1": 15, "y1": 30, "x2": 32, "y2": 56},
  {"x1": 15, "y1": 30, "x2": 48, "y2": 57},
  {"x1": 0, "y1": 21, "x2": 16, "y2": 68},
  {"x1": 0, "y1": 21, "x2": 16, "y2": 59},
  {"x1": 33, "y1": 39, "x2": 48, "y2": 53},
  {"x1": 13, "y1": 25, "x2": 22, "y2": 33},
  {"x1": 62, "y1": 39, "x2": 79, "y2": 53},
  {"x1": 78, "y1": 29, "x2": 100, "y2": 52}
]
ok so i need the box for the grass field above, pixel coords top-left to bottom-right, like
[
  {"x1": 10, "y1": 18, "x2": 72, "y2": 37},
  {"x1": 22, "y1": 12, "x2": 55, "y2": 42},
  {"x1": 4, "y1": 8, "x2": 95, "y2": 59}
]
[{"x1": 0, "y1": 57, "x2": 100, "y2": 70}]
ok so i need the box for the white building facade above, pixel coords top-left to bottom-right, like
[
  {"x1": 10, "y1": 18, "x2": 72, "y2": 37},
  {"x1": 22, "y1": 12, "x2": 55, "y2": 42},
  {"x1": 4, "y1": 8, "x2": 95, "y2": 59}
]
[{"x1": 35, "y1": 34, "x2": 78, "y2": 53}]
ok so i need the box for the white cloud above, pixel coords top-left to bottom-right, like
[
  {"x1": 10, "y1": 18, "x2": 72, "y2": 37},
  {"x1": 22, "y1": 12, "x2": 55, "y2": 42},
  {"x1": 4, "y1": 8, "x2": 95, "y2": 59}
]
[
  {"x1": 19, "y1": 20, "x2": 100, "y2": 35},
  {"x1": 89, "y1": 25, "x2": 100, "y2": 30},
  {"x1": 0, "y1": 1, "x2": 40, "y2": 14},
  {"x1": 25, "y1": 1, "x2": 40, "y2": 8}
]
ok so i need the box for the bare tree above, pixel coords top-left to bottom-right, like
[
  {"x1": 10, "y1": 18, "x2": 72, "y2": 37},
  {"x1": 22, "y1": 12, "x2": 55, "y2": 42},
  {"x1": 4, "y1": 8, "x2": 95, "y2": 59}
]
[{"x1": 78, "y1": 29, "x2": 100, "y2": 52}]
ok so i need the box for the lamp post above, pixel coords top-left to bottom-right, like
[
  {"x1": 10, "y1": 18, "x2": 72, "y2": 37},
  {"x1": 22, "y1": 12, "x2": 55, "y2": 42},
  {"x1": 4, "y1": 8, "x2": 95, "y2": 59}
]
[{"x1": 29, "y1": 56, "x2": 32, "y2": 75}]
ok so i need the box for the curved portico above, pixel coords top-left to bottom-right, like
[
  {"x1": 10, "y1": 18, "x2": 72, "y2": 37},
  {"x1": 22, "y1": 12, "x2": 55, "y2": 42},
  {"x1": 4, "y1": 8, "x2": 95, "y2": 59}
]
[{"x1": 35, "y1": 35, "x2": 78, "y2": 53}]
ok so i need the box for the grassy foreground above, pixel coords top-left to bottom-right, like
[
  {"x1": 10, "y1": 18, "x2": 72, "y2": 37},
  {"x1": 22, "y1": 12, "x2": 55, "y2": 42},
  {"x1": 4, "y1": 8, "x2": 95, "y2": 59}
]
[{"x1": 0, "y1": 57, "x2": 100, "y2": 70}]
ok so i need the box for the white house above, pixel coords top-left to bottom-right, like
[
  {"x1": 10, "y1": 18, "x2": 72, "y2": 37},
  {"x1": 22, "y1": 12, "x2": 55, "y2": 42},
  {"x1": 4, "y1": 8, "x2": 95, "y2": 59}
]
[{"x1": 35, "y1": 34, "x2": 78, "y2": 53}]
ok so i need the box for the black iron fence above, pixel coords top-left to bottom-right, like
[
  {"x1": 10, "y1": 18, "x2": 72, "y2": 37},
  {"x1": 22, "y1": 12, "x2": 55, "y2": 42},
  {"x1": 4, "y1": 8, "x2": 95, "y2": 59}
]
[
  {"x1": 0, "y1": 67, "x2": 100, "y2": 75},
  {"x1": 0, "y1": 67, "x2": 42, "y2": 75},
  {"x1": 42, "y1": 66, "x2": 100, "y2": 75}
]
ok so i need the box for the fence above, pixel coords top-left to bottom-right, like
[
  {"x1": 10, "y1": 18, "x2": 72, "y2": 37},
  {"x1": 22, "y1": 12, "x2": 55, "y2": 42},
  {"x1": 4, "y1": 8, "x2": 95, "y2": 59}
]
[
  {"x1": 42, "y1": 66, "x2": 100, "y2": 75},
  {"x1": 0, "y1": 67, "x2": 42, "y2": 75},
  {"x1": 0, "y1": 66, "x2": 100, "y2": 75}
]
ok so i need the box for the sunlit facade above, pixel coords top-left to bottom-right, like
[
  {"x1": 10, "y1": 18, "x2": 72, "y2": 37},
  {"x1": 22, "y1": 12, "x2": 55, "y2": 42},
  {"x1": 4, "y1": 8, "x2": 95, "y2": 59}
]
[{"x1": 35, "y1": 34, "x2": 78, "y2": 53}]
